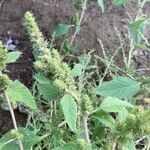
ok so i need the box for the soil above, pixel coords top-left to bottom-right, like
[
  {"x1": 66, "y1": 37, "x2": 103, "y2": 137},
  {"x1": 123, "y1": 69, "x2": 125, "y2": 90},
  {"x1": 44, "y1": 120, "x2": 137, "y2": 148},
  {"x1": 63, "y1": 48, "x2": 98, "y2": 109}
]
[
  {"x1": 0, "y1": 109, "x2": 27, "y2": 136},
  {"x1": 0, "y1": 0, "x2": 149, "y2": 134}
]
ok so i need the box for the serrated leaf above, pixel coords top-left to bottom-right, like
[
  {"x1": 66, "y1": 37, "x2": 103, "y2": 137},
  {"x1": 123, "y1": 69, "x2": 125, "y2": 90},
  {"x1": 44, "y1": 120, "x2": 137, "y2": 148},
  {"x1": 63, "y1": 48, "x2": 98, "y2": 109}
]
[
  {"x1": 94, "y1": 111, "x2": 116, "y2": 130},
  {"x1": 6, "y1": 51, "x2": 22, "y2": 63},
  {"x1": 6, "y1": 80, "x2": 36, "y2": 110},
  {"x1": 60, "y1": 94, "x2": 77, "y2": 132},
  {"x1": 113, "y1": 0, "x2": 129, "y2": 5},
  {"x1": 34, "y1": 74, "x2": 61, "y2": 101},
  {"x1": 100, "y1": 97, "x2": 133, "y2": 112},
  {"x1": 94, "y1": 77, "x2": 140, "y2": 99},
  {"x1": 0, "y1": 128, "x2": 42, "y2": 150},
  {"x1": 53, "y1": 24, "x2": 72, "y2": 37},
  {"x1": 71, "y1": 63, "x2": 84, "y2": 77},
  {"x1": 97, "y1": 0, "x2": 104, "y2": 13}
]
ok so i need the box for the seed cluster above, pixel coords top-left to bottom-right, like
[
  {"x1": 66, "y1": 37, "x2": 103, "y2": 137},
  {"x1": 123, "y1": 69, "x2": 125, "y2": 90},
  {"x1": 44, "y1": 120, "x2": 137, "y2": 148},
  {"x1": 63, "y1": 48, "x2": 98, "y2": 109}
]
[
  {"x1": 24, "y1": 12, "x2": 77, "y2": 95},
  {"x1": 0, "y1": 42, "x2": 7, "y2": 71},
  {"x1": 0, "y1": 42, "x2": 11, "y2": 90},
  {"x1": 116, "y1": 106, "x2": 150, "y2": 143}
]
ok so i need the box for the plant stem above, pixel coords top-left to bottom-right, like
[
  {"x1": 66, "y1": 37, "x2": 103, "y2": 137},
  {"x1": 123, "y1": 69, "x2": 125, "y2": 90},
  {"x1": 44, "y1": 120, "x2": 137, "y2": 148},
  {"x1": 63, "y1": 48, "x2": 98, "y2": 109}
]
[
  {"x1": 83, "y1": 114, "x2": 90, "y2": 143},
  {"x1": 4, "y1": 91, "x2": 24, "y2": 150},
  {"x1": 112, "y1": 142, "x2": 116, "y2": 150},
  {"x1": 70, "y1": 0, "x2": 88, "y2": 45},
  {"x1": 58, "y1": 120, "x2": 67, "y2": 128},
  {"x1": 127, "y1": 40, "x2": 134, "y2": 69}
]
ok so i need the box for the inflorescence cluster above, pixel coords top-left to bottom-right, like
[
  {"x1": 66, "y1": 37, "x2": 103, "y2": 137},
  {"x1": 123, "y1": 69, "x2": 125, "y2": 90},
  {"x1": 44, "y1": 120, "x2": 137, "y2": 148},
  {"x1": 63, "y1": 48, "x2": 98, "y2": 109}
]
[
  {"x1": 0, "y1": 42, "x2": 11, "y2": 91},
  {"x1": 116, "y1": 106, "x2": 150, "y2": 143},
  {"x1": 24, "y1": 12, "x2": 77, "y2": 97}
]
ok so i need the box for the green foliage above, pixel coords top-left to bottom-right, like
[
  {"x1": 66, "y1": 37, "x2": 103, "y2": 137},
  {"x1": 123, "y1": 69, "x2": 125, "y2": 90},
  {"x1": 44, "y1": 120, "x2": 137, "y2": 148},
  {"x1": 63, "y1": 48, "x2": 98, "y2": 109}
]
[
  {"x1": 97, "y1": 0, "x2": 104, "y2": 13},
  {"x1": 71, "y1": 63, "x2": 84, "y2": 77},
  {"x1": 53, "y1": 24, "x2": 73, "y2": 37},
  {"x1": 54, "y1": 141, "x2": 80, "y2": 150},
  {"x1": 0, "y1": 0, "x2": 149, "y2": 148},
  {"x1": 6, "y1": 51, "x2": 22, "y2": 64},
  {"x1": 81, "y1": 93, "x2": 93, "y2": 115},
  {"x1": 94, "y1": 77, "x2": 140, "y2": 100},
  {"x1": 122, "y1": 139, "x2": 136, "y2": 150},
  {"x1": 34, "y1": 73, "x2": 61, "y2": 101},
  {"x1": 35, "y1": 49, "x2": 77, "y2": 94},
  {"x1": 78, "y1": 139, "x2": 92, "y2": 150},
  {"x1": 115, "y1": 107, "x2": 150, "y2": 144},
  {"x1": 60, "y1": 94, "x2": 77, "y2": 132},
  {"x1": 0, "y1": 128, "x2": 42, "y2": 150},
  {"x1": 75, "y1": 0, "x2": 84, "y2": 10},
  {"x1": 99, "y1": 97, "x2": 133, "y2": 112},
  {"x1": 6, "y1": 80, "x2": 37, "y2": 110},
  {"x1": 93, "y1": 111, "x2": 116, "y2": 130},
  {"x1": 20, "y1": 7, "x2": 150, "y2": 149},
  {"x1": 24, "y1": 12, "x2": 78, "y2": 97},
  {"x1": 23, "y1": 12, "x2": 49, "y2": 58},
  {"x1": 129, "y1": 17, "x2": 149, "y2": 43},
  {"x1": 92, "y1": 126, "x2": 105, "y2": 141},
  {"x1": 0, "y1": 74, "x2": 11, "y2": 91},
  {"x1": 70, "y1": 14, "x2": 80, "y2": 30},
  {"x1": 118, "y1": 109, "x2": 129, "y2": 122},
  {"x1": 0, "y1": 41, "x2": 7, "y2": 70},
  {"x1": 113, "y1": 0, "x2": 129, "y2": 5}
]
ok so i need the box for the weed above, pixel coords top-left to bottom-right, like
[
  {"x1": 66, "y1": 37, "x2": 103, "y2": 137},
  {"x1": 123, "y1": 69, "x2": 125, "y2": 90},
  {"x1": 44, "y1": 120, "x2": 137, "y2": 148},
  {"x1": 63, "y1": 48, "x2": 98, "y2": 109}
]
[{"x1": 0, "y1": 0, "x2": 149, "y2": 150}]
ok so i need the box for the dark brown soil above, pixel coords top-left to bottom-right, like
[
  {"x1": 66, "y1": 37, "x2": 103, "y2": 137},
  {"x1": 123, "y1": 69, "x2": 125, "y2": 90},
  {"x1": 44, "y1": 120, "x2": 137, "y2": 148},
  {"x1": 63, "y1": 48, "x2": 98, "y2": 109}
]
[
  {"x1": 0, "y1": 0, "x2": 149, "y2": 134},
  {"x1": 0, "y1": 109, "x2": 27, "y2": 136}
]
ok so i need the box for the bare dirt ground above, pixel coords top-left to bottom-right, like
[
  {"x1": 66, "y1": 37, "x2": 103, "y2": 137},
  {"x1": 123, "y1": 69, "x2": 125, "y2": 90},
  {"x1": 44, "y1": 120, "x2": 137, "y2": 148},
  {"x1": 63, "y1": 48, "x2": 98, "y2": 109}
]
[{"x1": 0, "y1": 0, "x2": 149, "y2": 134}]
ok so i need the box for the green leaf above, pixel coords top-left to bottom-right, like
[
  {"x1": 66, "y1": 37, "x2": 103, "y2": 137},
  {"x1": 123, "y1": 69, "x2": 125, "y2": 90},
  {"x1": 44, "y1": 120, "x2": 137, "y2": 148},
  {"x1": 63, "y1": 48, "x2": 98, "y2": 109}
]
[
  {"x1": 54, "y1": 141, "x2": 80, "y2": 150},
  {"x1": 34, "y1": 74, "x2": 61, "y2": 101},
  {"x1": 71, "y1": 63, "x2": 84, "y2": 77},
  {"x1": 53, "y1": 24, "x2": 72, "y2": 37},
  {"x1": 134, "y1": 43, "x2": 149, "y2": 49},
  {"x1": 37, "y1": 83, "x2": 61, "y2": 101},
  {"x1": 33, "y1": 49, "x2": 41, "y2": 60},
  {"x1": 99, "y1": 97, "x2": 133, "y2": 113},
  {"x1": 129, "y1": 17, "x2": 148, "y2": 43},
  {"x1": 94, "y1": 77, "x2": 140, "y2": 99},
  {"x1": 75, "y1": 25, "x2": 81, "y2": 33},
  {"x1": 6, "y1": 80, "x2": 36, "y2": 110},
  {"x1": 122, "y1": 139, "x2": 136, "y2": 150},
  {"x1": 0, "y1": 128, "x2": 42, "y2": 150},
  {"x1": 92, "y1": 126, "x2": 105, "y2": 141},
  {"x1": 97, "y1": 0, "x2": 104, "y2": 13},
  {"x1": 118, "y1": 108, "x2": 129, "y2": 122},
  {"x1": 113, "y1": 0, "x2": 129, "y2": 5},
  {"x1": 34, "y1": 73, "x2": 50, "y2": 83},
  {"x1": 6, "y1": 51, "x2": 22, "y2": 63},
  {"x1": 60, "y1": 94, "x2": 77, "y2": 132},
  {"x1": 94, "y1": 111, "x2": 116, "y2": 130}
]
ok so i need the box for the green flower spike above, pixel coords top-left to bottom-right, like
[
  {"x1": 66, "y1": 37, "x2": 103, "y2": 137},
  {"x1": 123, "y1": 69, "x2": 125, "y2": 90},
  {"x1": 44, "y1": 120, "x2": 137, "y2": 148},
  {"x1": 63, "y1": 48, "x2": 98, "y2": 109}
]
[
  {"x1": 0, "y1": 41, "x2": 7, "y2": 71},
  {"x1": 24, "y1": 12, "x2": 78, "y2": 99}
]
